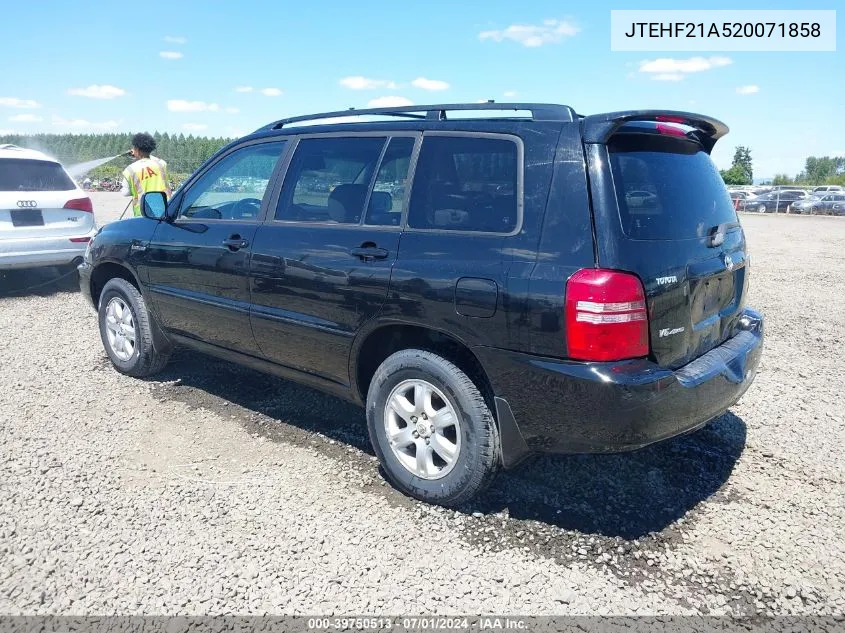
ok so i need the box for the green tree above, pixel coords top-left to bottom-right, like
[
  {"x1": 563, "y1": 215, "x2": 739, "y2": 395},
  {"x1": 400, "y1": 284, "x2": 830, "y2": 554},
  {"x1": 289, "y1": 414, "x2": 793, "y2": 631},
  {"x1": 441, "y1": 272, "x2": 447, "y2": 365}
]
[
  {"x1": 772, "y1": 173, "x2": 794, "y2": 185},
  {"x1": 732, "y1": 146, "x2": 753, "y2": 183},
  {"x1": 801, "y1": 156, "x2": 843, "y2": 184},
  {"x1": 720, "y1": 165, "x2": 750, "y2": 185}
]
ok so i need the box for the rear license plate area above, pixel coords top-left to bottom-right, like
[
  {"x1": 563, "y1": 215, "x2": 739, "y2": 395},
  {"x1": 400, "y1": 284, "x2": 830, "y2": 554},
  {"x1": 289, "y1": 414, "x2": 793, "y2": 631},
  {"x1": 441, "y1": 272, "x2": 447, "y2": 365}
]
[{"x1": 10, "y1": 209, "x2": 44, "y2": 227}]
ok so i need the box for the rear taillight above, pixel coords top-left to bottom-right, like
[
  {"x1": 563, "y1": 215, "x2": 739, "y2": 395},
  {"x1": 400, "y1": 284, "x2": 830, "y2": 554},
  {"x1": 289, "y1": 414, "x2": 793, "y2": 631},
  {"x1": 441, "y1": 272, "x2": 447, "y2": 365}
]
[
  {"x1": 565, "y1": 269, "x2": 649, "y2": 362},
  {"x1": 655, "y1": 115, "x2": 687, "y2": 124},
  {"x1": 64, "y1": 197, "x2": 93, "y2": 213},
  {"x1": 655, "y1": 123, "x2": 687, "y2": 137}
]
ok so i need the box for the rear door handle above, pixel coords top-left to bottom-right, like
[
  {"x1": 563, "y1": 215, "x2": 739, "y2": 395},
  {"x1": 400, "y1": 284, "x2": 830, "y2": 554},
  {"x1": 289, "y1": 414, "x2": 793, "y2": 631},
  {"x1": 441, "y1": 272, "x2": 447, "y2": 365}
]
[
  {"x1": 222, "y1": 237, "x2": 249, "y2": 250},
  {"x1": 350, "y1": 246, "x2": 389, "y2": 260}
]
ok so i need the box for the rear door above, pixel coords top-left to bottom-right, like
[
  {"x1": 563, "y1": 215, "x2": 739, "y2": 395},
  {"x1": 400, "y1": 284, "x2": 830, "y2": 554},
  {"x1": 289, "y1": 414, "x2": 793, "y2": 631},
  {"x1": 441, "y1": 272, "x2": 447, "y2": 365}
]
[
  {"x1": 249, "y1": 134, "x2": 414, "y2": 386},
  {"x1": 584, "y1": 117, "x2": 748, "y2": 369},
  {"x1": 0, "y1": 159, "x2": 95, "y2": 239}
]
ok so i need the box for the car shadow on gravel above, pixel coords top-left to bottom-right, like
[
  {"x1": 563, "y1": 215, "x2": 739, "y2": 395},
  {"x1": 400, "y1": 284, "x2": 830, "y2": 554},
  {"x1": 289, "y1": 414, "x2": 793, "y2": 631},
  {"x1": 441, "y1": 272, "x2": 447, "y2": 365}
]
[
  {"x1": 0, "y1": 266, "x2": 80, "y2": 299},
  {"x1": 469, "y1": 412, "x2": 747, "y2": 539},
  {"x1": 151, "y1": 350, "x2": 747, "y2": 540}
]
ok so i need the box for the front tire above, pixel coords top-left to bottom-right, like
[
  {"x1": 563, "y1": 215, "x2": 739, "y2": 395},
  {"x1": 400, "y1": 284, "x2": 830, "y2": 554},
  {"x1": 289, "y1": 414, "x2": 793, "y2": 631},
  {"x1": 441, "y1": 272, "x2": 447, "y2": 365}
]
[
  {"x1": 366, "y1": 349, "x2": 500, "y2": 507},
  {"x1": 758, "y1": 204, "x2": 766, "y2": 214},
  {"x1": 98, "y1": 277, "x2": 169, "y2": 377}
]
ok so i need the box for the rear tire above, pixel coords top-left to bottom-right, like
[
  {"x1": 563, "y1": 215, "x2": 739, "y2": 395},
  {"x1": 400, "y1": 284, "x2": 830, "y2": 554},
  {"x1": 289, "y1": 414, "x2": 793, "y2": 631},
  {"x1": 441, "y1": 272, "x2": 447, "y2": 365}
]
[
  {"x1": 98, "y1": 278, "x2": 170, "y2": 377},
  {"x1": 366, "y1": 349, "x2": 500, "y2": 507}
]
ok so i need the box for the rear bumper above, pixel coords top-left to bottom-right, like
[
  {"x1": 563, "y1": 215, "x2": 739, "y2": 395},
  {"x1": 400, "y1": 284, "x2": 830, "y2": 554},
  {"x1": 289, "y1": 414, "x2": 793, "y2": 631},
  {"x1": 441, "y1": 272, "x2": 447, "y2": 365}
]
[
  {"x1": 0, "y1": 231, "x2": 95, "y2": 270},
  {"x1": 474, "y1": 308, "x2": 764, "y2": 466}
]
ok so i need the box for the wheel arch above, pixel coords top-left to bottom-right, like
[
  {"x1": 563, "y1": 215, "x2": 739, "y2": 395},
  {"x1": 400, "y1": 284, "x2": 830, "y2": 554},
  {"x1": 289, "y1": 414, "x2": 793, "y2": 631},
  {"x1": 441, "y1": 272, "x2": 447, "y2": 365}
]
[
  {"x1": 89, "y1": 260, "x2": 143, "y2": 309},
  {"x1": 351, "y1": 321, "x2": 495, "y2": 414}
]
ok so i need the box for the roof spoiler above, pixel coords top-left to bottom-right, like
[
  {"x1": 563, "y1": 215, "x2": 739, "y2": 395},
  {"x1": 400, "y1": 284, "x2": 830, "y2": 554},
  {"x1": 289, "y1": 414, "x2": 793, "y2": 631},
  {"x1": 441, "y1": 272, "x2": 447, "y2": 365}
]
[{"x1": 581, "y1": 110, "x2": 729, "y2": 153}]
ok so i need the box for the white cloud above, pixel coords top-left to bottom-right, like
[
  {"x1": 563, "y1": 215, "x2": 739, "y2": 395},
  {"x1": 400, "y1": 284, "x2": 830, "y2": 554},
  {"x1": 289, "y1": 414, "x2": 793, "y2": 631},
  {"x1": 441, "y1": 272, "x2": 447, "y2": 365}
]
[
  {"x1": 225, "y1": 107, "x2": 240, "y2": 114},
  {"x1": 67, "y1": 84, "x2": 126, "y2": 99},
  {"x1": 339, "y1": 76, "x2": 397, "y2": 90},
  {"x1": 52, "y1": 115, "x2": 119, "y2": 130},
  {"x1": 503, "y1": 91, "x2": 518, "y2": 98},
  {"x1": 736, "y1": 85, "x2": 760, "y2": 95},
  {"x1": 0, "y1": 97, "x2": 41, "y2": 109},
  {"x1": 261, "y1": 88, "x2": 283, "y2": 97},
  {"x1": 411, "y1": 77, "x2": 450, "y2": 91},
  {"x1": 479, "y1": 19, "x2": 579, "y2": 47},
  {"x1": 182, "y1": 123, "x2": 207, "y2": 131},
  {"x1": 235, "y1": 86, "x2": 253, "y2": 93},
  {"x1": 167, "y1": 100, "x2": 220, "y2": 112},
  {"x1": 638, "y1": 56, "x2": 732, "y2": 81},
  {"x1": 159, "y1": 51, "x2": 183, "y2": 60},
  {"x1": 164, "y1": 36, "x2": 187, "y2": 44},
  {"x1": 9, "y1": 113, "x2": 42, "y2": 122},
  {"x1": 367, "y1": 96, "x2": 413, "y2": 108}
]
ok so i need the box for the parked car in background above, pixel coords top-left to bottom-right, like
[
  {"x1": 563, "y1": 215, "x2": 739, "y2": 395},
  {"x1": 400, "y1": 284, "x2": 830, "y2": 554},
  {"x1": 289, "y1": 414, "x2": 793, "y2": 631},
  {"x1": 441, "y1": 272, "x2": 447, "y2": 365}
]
[
  {"x1": 812, "y1": 185, "x2": 843, "y2": 195},
  {"x1": 0, "y1": 144, "x2": 96, "y2": 270},
  {"x1": 729, "y1": 190, "x2": 757, "y2": 210},
  {"x1": 792, "y1": 193, "x2": 845, "y2": 215},
  {"x1": 738, "y1": 189, "x2": 808, "y2": 213}
]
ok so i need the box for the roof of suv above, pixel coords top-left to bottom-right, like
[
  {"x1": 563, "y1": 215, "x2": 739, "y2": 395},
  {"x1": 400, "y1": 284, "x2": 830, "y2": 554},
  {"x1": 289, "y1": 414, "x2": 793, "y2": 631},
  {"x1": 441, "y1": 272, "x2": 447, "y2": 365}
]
[
  {"x1": 245, "y1": 102, "x2": 729, "y2": 153},
  {"x1": 0, "y1": 144, "x2": 58, "y2": 162}
]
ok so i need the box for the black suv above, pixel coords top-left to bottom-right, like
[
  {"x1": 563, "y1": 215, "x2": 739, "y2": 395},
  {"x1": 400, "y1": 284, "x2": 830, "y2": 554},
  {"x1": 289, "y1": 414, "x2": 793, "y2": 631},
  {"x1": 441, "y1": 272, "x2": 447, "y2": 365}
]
[{"x1": 79, "y1": 103, "x2": 764, "y2": 506}]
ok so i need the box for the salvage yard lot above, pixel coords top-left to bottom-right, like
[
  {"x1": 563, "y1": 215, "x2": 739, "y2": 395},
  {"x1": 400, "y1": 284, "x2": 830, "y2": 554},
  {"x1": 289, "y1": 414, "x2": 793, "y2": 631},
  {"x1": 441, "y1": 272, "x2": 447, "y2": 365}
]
[{"x1": 0, "y1": 192, "x2": 843, "y2": 615}]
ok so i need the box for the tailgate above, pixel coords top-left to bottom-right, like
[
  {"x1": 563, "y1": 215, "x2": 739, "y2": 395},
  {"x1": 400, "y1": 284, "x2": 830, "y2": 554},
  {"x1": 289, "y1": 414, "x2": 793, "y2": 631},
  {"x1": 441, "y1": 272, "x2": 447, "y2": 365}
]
[
  {"x1": 583, "y1": 111, "x2": 749, "y2": 369},
  {"x1": 0, "y1": 192, "x2": 95, "y2": 239}
]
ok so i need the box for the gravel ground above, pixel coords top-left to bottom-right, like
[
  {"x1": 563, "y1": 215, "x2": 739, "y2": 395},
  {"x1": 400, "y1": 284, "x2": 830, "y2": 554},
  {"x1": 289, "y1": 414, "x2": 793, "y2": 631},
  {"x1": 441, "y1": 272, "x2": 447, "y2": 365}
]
[{"x1": 0, "y1": 193, "x2": 843, "y2": 616}]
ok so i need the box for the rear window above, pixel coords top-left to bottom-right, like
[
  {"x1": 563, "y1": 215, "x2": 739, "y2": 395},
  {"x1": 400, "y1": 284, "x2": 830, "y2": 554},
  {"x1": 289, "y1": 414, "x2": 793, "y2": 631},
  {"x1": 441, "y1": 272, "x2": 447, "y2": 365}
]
[
  {"x1": 0, "y1": 159, "x2": 75, "y2": 192},
  {"x1": 608, "y1": 135, "x2": 737, "y2": 240}
]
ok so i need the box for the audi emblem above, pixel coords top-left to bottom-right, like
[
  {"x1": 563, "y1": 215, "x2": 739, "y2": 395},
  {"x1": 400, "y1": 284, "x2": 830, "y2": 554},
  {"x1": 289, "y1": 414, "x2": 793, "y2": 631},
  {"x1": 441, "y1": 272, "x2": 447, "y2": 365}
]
[{"x1": 16, "y1": 200, "x2": 38, "y2": 208}]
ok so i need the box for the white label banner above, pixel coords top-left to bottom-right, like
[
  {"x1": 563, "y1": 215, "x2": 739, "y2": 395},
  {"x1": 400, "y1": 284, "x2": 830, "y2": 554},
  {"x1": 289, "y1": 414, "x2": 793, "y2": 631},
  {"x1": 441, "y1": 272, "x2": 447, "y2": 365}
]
[{"x1": 610, "y1": 10, "x2": 836, "y2": 51}]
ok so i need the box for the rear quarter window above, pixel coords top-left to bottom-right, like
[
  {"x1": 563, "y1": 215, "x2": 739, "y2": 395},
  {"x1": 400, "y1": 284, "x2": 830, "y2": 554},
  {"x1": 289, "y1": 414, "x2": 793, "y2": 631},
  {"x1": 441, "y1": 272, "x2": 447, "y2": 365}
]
[
  {"x1": 608, "y1": 135, "x2": 737, "y2": 240},
  {"x1": 0, "y1": 159, "x2": 75, "y2": 192},
  {"x1": 407, "y1": 135, "x2": 520, "y2": 234}
]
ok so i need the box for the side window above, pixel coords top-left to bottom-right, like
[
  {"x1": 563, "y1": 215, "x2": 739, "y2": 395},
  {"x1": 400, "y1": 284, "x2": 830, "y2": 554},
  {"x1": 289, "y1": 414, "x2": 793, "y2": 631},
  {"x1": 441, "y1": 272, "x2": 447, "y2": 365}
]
[
  {"x1": 364, "y1": 137, "x2": 416, "y2": 226},
  {"x1": 275, "y1": 137, "x2": 386, "y2": 223},
  {"x1": 180, "y1": 141, "x2": 287, "y2": 220},
  {"x1": 407, "y1": 136, "x2": 519, "y2": 233}
]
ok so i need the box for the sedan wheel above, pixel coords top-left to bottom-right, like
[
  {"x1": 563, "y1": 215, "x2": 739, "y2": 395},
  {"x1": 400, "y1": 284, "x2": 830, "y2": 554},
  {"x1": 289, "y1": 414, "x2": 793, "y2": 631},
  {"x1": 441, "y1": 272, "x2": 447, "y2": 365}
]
[{"x1": 758, "y1": 204, "x2": 766, "y2": 213}]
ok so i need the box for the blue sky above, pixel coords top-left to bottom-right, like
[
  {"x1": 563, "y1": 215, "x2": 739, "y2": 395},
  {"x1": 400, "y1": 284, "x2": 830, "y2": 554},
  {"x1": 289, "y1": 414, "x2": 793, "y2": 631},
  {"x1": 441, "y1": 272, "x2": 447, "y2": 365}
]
[{"x1": 0, "y1": 0, "x2": 841, "y2": 177}]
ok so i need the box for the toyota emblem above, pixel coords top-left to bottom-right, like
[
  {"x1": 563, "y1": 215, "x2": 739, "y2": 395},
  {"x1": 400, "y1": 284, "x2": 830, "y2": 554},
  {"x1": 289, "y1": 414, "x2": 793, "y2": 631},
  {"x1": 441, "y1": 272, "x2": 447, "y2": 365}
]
[
  {"x1": 723, "y1": 254, "x2": 734, "y2": 271},
  {"x1": 16, "y1": 200, "x2": 38, "y2": 208}
]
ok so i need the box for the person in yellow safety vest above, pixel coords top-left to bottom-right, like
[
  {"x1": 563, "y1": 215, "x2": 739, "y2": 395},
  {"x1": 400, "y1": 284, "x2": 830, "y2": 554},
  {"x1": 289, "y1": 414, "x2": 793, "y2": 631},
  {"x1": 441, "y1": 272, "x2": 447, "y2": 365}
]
[{"x1": 120, "y1": 132, "x2": 172, "y2": 217}]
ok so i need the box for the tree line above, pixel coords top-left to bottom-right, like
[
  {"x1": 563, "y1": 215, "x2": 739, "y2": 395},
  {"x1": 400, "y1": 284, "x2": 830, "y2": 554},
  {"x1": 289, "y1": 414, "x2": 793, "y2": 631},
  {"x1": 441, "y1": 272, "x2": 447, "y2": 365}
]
[
  {"x1": 720, "y1": 145, "x2": 845, "y2": 186},
  {"x1": 0, "y1": 132, "x2": 232, "y2": 181}
]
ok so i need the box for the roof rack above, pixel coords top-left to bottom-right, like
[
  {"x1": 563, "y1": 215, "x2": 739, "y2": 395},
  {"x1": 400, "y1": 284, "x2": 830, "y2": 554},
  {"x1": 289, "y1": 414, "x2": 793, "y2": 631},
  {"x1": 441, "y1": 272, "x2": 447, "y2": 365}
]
[{"x1": 258, "y1": 102, "x2": 575, "y2": 131}]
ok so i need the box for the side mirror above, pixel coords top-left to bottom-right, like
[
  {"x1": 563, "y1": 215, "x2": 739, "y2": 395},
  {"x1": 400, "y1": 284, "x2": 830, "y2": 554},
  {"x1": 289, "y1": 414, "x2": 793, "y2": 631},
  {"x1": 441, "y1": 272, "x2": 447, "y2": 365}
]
[{"x1": 141, "y1": 191, "x2": 167, "y2": 220}]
